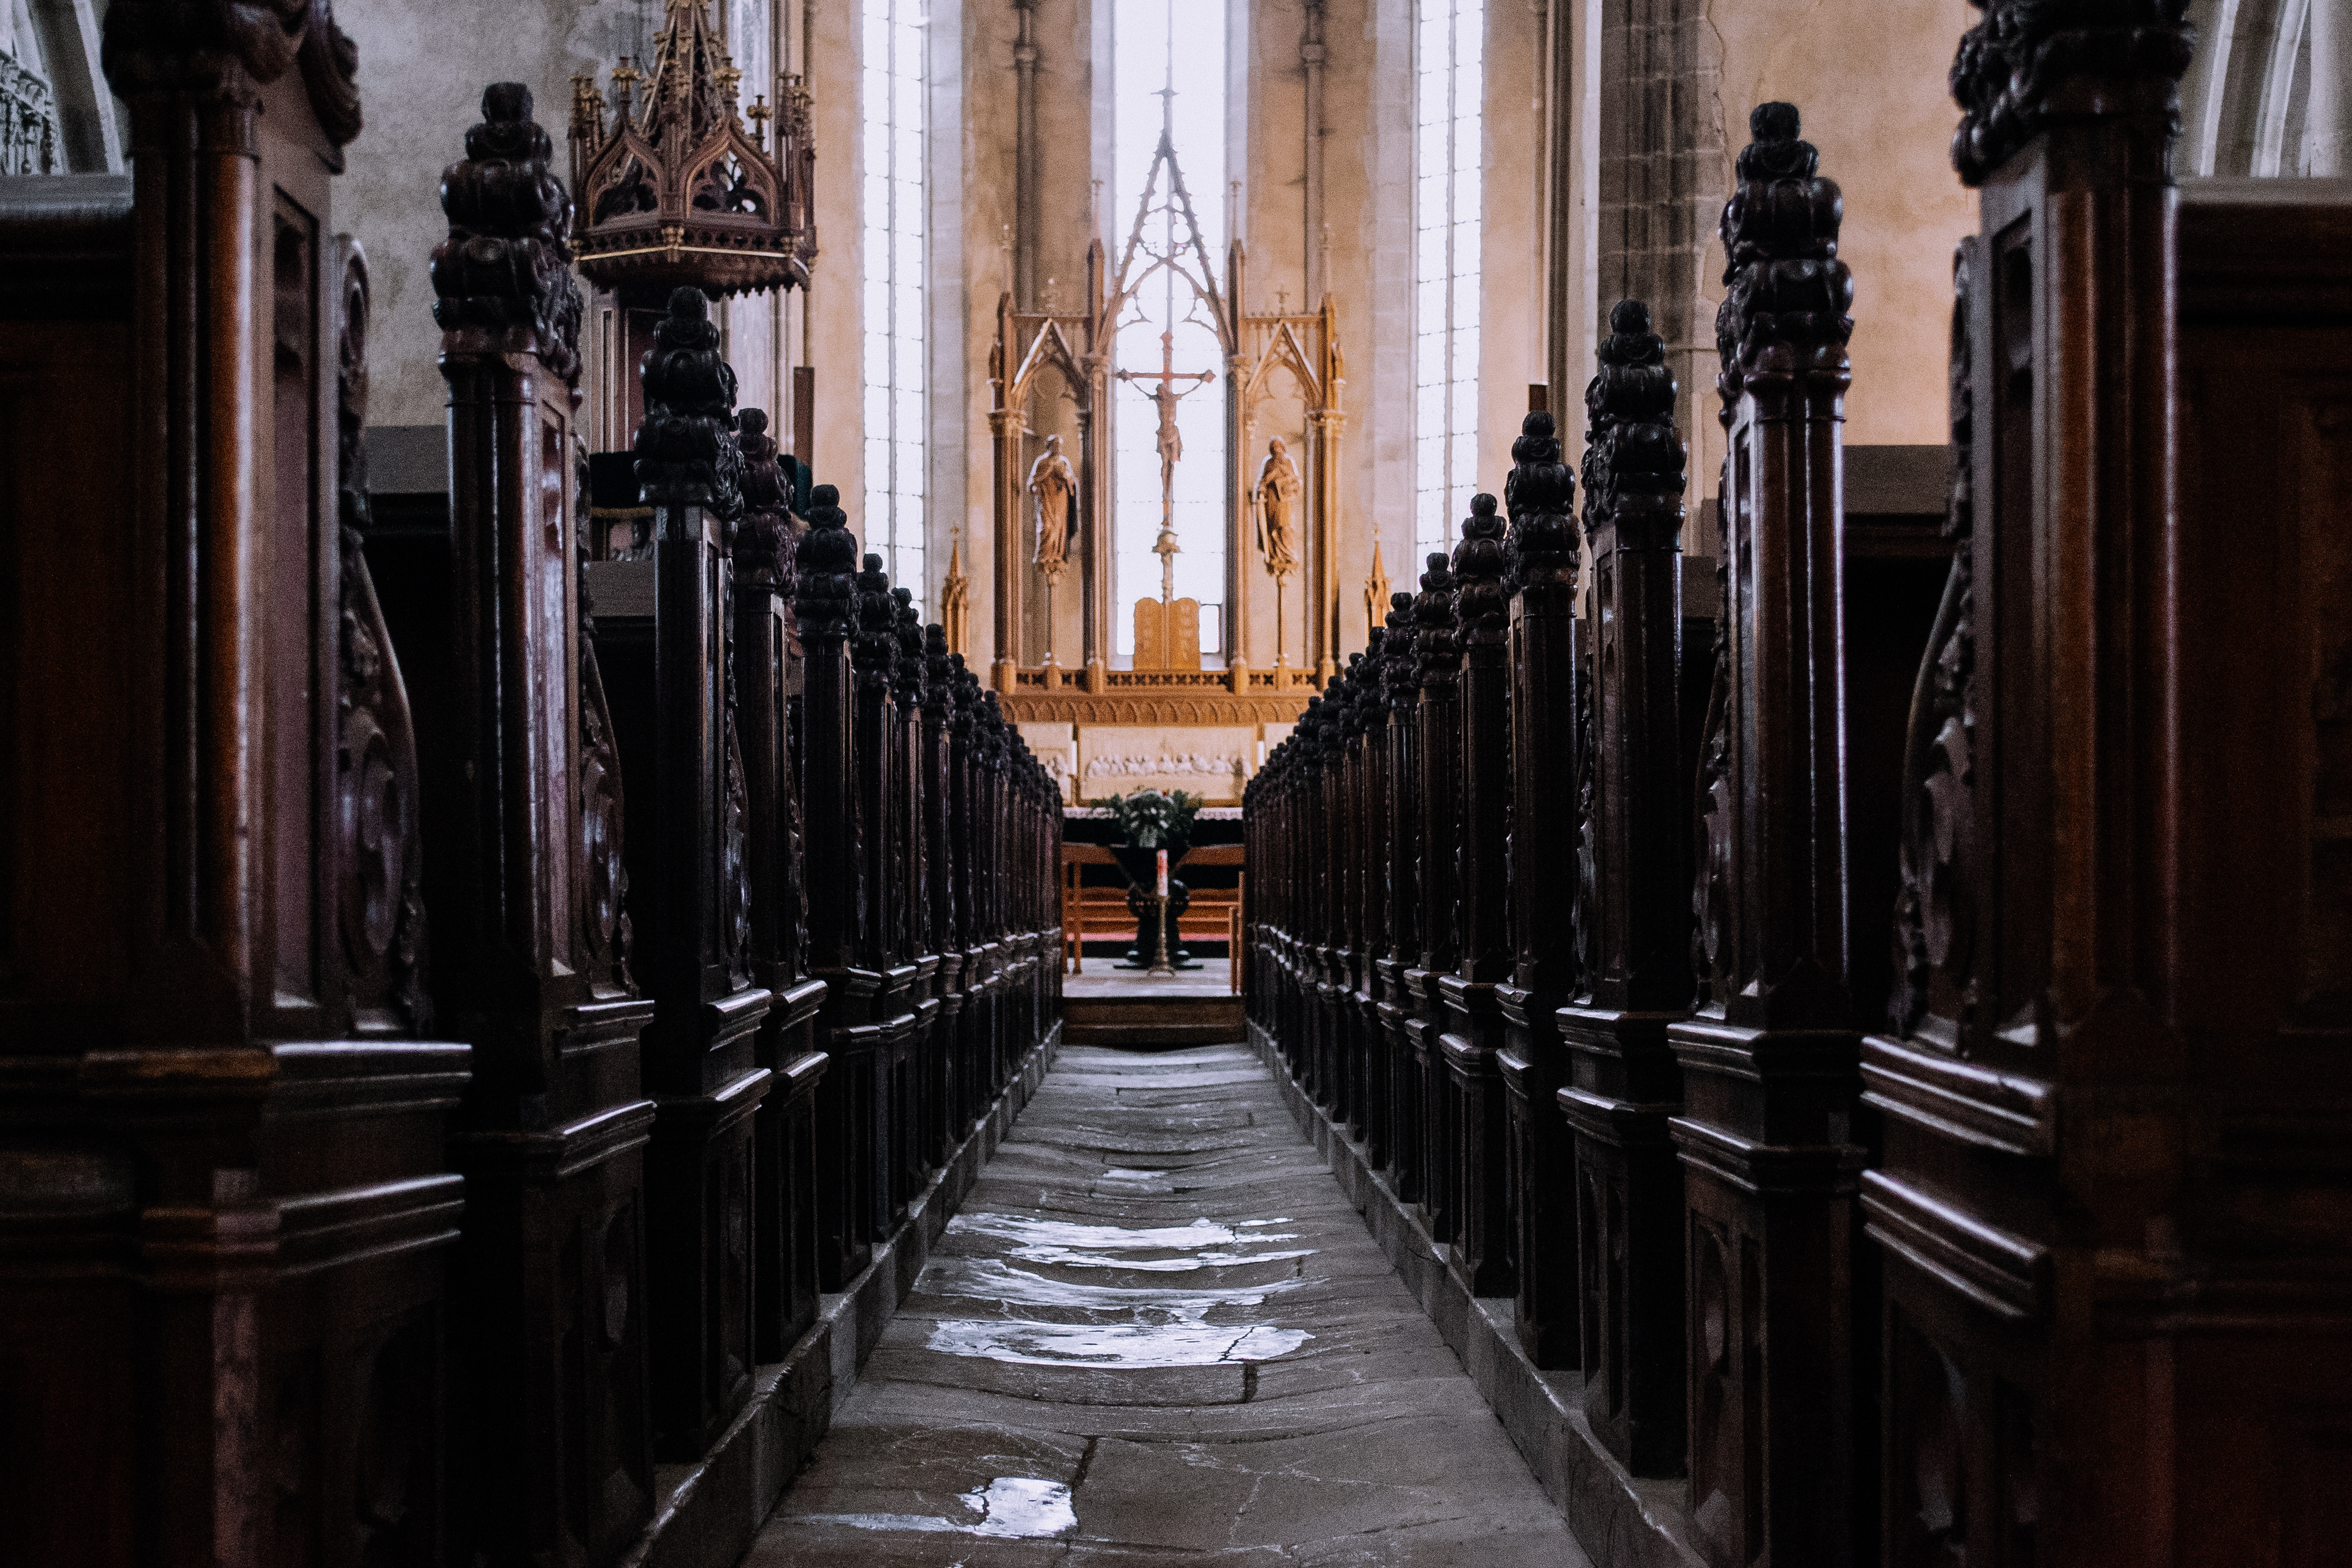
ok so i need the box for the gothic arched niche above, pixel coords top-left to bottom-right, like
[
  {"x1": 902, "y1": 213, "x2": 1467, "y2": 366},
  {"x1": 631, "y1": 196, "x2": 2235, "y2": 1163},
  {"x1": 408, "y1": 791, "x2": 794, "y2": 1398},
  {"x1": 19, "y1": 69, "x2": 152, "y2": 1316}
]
[
  {"x1": 1018, "y1": 330, "x2": 1088, "y2": 671},
  {"x1": 1239, "y1": 342, "x2": 1313, "y2": 679},
  {"x1": 4, "y1": 0, "x2": 124, "y2": 174}
]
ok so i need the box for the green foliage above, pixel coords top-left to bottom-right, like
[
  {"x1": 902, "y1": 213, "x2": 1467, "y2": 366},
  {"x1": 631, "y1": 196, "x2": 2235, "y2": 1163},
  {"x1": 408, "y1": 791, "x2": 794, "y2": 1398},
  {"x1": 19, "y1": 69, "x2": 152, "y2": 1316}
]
[{"x1": 1089, "y1": 787, "x2": 1202, "y2": 850}]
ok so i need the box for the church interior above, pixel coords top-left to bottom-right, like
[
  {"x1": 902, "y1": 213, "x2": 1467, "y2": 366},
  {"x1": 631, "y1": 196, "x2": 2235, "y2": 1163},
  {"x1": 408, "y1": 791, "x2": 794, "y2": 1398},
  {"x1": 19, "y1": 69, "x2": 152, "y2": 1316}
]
[{"x1": 0, "y1": 0, "x2": 2347, "y2": 1563}]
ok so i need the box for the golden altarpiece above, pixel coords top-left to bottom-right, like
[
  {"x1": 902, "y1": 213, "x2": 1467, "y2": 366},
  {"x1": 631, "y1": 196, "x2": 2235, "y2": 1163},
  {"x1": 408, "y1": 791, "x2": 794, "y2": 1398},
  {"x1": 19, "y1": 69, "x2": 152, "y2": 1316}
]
[{"x1": 954, "y1": 130, "x2": 1353, "y2": 803}]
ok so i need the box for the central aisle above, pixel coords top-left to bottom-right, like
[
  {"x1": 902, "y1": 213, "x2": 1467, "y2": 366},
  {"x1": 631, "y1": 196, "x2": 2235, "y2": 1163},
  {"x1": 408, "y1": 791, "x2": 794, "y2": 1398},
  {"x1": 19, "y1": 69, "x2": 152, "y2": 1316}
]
[{"x1": 749, "y1": 1043, "x2": 1587, "y2": 1565}]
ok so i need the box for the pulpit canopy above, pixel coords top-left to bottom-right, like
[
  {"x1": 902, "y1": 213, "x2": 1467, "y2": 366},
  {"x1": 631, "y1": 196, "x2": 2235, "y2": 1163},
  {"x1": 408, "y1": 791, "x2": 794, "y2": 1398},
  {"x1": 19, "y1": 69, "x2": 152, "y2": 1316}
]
[{"x1": 568, "y1": 0, "x2": 817, "y2": 300}]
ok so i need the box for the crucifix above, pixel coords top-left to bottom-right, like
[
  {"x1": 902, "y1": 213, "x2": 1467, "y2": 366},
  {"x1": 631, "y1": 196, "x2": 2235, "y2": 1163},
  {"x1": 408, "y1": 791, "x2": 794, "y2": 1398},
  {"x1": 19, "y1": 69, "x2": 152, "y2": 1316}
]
[{"x1": 1114, "y1": 327, "x2": 1216, "y2": 602}]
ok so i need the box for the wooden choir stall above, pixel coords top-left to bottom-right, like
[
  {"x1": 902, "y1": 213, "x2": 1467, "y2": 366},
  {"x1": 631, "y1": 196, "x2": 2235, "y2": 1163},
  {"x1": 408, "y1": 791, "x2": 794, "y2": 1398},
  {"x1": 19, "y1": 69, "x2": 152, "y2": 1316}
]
[
  {"x1": 1245, "y1": 6, "x2": 2352, "y2": 1563},
  {"x1": 0, "y1": 27, "x2": 1062, "y2": 1568}
]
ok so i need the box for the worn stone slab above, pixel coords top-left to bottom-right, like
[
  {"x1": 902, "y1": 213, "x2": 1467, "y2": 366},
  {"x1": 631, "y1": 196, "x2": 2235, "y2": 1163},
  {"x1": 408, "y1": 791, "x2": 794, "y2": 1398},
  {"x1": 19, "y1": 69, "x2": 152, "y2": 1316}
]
[
  {"x1": 1245, "y1": 1023, "x2": 1712, "y2": 1568},
  {"x1": 748, "y1": 1042, "x2": 1590, "y2": 1566},
  {"x1": 622, "y1": 1027, "x2": 1061, "y2": 1568}
]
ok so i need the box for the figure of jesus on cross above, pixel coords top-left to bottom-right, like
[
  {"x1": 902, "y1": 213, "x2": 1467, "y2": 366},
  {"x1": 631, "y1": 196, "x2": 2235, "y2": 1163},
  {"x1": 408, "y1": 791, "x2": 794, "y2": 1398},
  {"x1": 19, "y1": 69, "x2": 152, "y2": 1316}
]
[{"x1": 1115, "y1": 327, "x2": 1216, "y2": 602}]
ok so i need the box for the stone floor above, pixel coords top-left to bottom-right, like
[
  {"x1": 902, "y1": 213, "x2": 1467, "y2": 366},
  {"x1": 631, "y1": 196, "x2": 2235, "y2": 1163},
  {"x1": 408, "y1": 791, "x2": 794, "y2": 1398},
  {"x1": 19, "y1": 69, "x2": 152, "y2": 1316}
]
[
  {"x1": 1062, "y1": 969, "x2": 1238, "y2": 999},
  {"x1": 747, "y1": 1043, "x2": 1589, "y2": 1566}
]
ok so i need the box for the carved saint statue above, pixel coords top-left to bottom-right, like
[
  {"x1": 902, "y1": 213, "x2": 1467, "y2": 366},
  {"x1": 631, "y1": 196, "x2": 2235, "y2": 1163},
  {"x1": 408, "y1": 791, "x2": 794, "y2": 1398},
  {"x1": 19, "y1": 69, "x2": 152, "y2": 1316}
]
[
  {"x1": 1026, "y1": 433, "x2": 1078, "y2": 575},
  {"x1": 1254, "y1": 436, "x2": 1303, "y2": 578}
]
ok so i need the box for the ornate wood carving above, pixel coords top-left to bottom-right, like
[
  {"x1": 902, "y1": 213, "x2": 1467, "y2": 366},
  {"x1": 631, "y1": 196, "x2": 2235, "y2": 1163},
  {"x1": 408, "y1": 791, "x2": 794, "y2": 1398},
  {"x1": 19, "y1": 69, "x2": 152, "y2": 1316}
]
[
  {"x1": 1891, "y1": 255, "x2": 1976, "y2": 1043},
  {"x1": 1498, "y1": 408, "x2": 1584, "y2": 1369},
  {"x1": 421, "y1": 82, "x2": 665, "y2": 1567},
  {"x1": 568, "y1": 0, "x2": 816, "y2": 301},
  {"x1": 1378, "y1": 590, "x2": 1422, "y2": 1202},
  {"x1": 1558, "y1": 300, "x2": 1695, "y2": 1471},
  {"x1": 0, "y1": 25, "x2": 472, "y2": 1566},
  {"x1": 432, "y1": 82, "x2": 584, "y2": 382},
  {"x1": 1667, "y1": 103, "x2": 1862, "y2": 1568},
  {"x1": 103, "y1": 0, "x2": 363, "y2": 146},
  {"x1": 1408, "y1": 549, "x2": 1462, "y2": 1246},
  {"x1": 624, "y1": 285, "x2": 773, "y2": 1461},
  {"x1": 1442, "y1": 493, "x2": 1515, "y2": 1296},
  {"x1": 581, "y1": 556, "x2": 637, "y2": 994},
  {"x1": 793, "y1": 484, "x2": 882, "y2": 1288},
  {"x1": 1948, "y1": 0, "x2": 2194, "y2": 185},
  {"x1": 732, "y1": 404, "x2": 829, "y2": 1363},
  {"x1": 334, "y1": 244, "x2": 431, "y2": 1034}
]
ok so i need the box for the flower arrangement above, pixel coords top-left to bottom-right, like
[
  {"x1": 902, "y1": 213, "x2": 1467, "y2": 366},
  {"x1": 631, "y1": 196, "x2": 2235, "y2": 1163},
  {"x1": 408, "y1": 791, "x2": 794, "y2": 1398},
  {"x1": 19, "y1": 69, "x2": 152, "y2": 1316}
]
[{"x1": 1091, "y1": 787, "x2": 1202, "y2": 851}]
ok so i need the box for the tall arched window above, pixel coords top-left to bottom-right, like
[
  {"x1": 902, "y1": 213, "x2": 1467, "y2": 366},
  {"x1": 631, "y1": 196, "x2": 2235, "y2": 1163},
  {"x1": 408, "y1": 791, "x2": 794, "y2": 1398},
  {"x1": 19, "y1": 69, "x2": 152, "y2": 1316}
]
[
  {"x1": 1110, "y1": 0, "x2": 1228, "y2": 660},
  {"x1": 862, "y1": 0, "x2": 927, "y2": 599},
  {"x1": 1414, "y1": 0, "x2": 1482, "y2": 557}
]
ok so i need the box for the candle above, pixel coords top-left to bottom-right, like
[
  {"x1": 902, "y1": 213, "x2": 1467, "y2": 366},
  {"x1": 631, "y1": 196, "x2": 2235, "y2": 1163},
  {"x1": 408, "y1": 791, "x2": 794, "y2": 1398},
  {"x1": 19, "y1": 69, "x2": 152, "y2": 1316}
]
[{"x1": 1156, "y1": 848, "x2": 1168, "y2": 897}]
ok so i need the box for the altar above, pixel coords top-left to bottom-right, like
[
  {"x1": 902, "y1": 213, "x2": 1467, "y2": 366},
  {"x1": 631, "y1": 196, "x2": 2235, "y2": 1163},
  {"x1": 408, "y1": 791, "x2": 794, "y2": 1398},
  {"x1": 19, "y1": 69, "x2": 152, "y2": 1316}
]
[{"x1": 938, "y1": 104, "x2": 1383, "y2": 791}]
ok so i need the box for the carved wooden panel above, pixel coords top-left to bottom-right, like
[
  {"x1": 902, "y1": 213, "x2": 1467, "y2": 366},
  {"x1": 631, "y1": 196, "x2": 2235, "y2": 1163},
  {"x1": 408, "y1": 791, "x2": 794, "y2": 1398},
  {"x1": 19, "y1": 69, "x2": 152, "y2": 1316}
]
[
  {"x1": 271, "y1": 196, "x2": 325, "y2": 1021},
  {"x1": 332, "y1": 246, "x2": 430, "y2": 1036}
]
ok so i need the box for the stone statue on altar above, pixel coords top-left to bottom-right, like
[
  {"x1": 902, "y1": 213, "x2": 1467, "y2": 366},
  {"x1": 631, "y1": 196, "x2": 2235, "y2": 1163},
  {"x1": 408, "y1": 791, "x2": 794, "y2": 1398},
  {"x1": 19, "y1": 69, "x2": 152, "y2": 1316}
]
[
  {"x1": 1254, "y1": 436, "x2": 1303, "y2": 577},
  {"x1": 1026, "y1": 433, "x2": 1078, "y2": 575}
]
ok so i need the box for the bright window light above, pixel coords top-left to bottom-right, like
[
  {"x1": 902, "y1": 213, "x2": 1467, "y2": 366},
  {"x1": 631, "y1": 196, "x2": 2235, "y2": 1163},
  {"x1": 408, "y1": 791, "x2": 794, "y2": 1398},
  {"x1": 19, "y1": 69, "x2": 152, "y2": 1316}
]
[
  {"x1": 1414, "y1": 0, "x2": 1481, "y2": 559},
  {"x1": 861, "y1": 0, "x2": 926, "y2": 602}
]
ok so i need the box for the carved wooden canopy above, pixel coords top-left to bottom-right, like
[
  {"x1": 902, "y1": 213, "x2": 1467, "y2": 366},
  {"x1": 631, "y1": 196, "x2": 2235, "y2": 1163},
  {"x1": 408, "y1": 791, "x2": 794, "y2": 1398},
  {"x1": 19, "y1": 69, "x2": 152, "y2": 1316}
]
[{"x1": 567, "y1": 0, "x2": 816, "y2": 301}]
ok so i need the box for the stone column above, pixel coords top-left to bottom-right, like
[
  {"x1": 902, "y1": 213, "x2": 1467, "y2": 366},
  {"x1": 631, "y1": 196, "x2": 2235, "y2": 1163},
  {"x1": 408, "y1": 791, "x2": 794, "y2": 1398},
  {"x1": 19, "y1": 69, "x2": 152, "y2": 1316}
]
[{"x1": 2307, "y1": 0, "x2": 2352, "y2": 175}]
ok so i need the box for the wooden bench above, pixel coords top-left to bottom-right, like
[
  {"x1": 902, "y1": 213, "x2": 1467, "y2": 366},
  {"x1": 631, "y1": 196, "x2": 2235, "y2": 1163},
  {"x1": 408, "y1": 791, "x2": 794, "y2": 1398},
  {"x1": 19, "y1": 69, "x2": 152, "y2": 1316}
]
[{"x1": 1062, "y1": 843, "x2": 1245, "y2": 988}]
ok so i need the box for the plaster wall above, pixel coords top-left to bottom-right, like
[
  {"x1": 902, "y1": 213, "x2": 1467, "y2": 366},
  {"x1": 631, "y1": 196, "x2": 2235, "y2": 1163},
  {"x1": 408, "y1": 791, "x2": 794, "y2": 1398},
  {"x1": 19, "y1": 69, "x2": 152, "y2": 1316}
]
[
  {"x1": 1698, "y1": 0, "x2": 1976, "y2": 466},
  {"x1": 340, "y1": 0, "x2": 804, "y2": 461},
  {"x1": 339, "y1": 0, "x2": 665, "y2": 434},
  {"x1": 1477, "y1": 0, "x2": 1547, "y2": 563}
]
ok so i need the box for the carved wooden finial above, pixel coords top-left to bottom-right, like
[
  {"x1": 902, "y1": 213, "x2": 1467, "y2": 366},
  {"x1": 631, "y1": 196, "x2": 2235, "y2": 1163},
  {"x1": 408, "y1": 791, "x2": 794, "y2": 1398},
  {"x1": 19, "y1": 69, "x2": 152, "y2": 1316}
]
[
  {"x1": 734, "y1": 408, "x2": 796, "y2": 588},
  {"x1": 1414, "y1": 550, "x2": 1459, "y2": 685},
  {"x1": 854, "y1": 552, "x2": 899, "y2": 691},
  {"x1": 1583, "y1": 299, "x2": 1685, "y2": 544},
  {"x1": 634, "y1": 287, "x2": 743, "y2": 513},
  {"x1": 793, "y1": 485, "x2": 860, "y2": 645},
  {"x1": 1714, "y1": 104, "x2": 1853, "y2": 410},
  {"x1": 1501, "y1": 408, "x2": 1577, "y2": 593},
  {"x1": 893, "y1": 586, "x2": 926, "y2": 707},
  {"x1": 432, "y1": 83, "x2": 586, "y2": 386},
  {"x1": 1950, "y1": 0, "x2": 2194, "y2": 186},
  {"x1": 1450, "y1": 493, "x2": 1510, "y2": 656}
]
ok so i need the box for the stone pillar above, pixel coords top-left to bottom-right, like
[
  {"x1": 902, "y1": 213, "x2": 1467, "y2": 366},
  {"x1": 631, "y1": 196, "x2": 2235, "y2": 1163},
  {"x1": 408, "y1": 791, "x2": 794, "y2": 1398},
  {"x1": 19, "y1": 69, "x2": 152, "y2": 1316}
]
[{"x1": 2306, "y1": 0, "x2": 2352, "y2": 175}]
